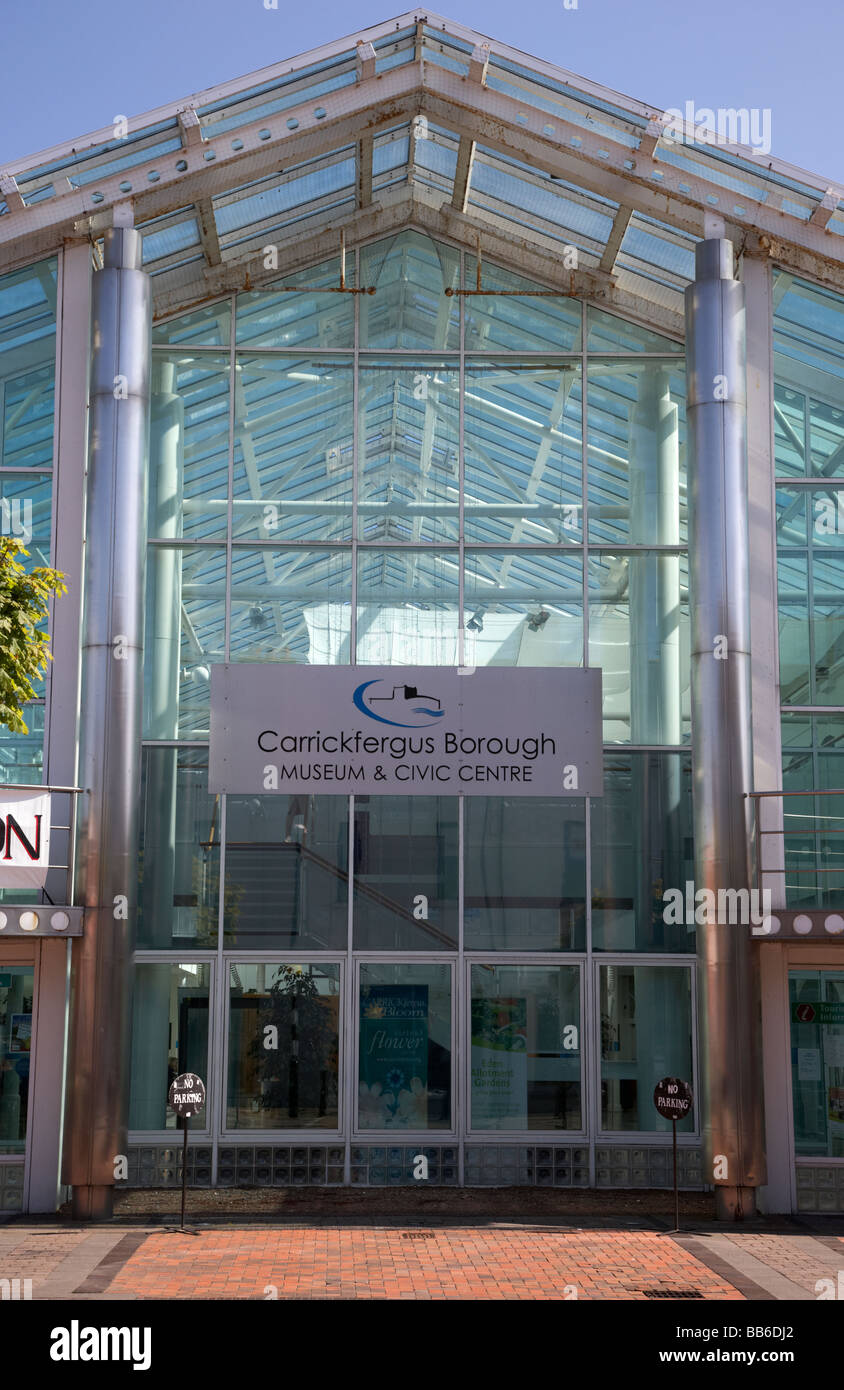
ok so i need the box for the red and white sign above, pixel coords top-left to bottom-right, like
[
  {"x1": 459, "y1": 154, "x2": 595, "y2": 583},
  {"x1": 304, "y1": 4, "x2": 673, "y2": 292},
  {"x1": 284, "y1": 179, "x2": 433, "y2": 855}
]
[{"x1": 0, "y1": 791, "x2": 51, "y2": 889}]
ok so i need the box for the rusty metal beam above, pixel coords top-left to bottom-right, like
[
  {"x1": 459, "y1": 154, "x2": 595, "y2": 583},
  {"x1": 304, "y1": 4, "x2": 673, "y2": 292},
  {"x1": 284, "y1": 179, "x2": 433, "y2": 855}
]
[
  {"x1": 452, "y1": 135, "x2": 476, "y2": 213},
  {"x1": 151, "y1": 187, "x2": 685, "y2": 340},
  {"x1": 599, "y1": 204, "x2": 633, "y2": 274}
]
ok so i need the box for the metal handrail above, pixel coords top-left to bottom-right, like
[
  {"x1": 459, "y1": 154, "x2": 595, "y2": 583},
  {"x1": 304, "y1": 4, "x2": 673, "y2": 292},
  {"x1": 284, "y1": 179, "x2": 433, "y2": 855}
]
[
  {"x1": 746, "y1": 789, "x2": 844, "y2": 895},
  {"x1": 0, "y1": 784, "x2": 83, "y2": 793}
]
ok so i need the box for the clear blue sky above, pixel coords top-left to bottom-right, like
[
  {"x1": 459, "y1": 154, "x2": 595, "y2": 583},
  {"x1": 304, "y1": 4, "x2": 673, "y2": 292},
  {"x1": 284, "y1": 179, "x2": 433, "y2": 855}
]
[{"x1": 2, "y1": 0, "x2": 841, "y2": 182}]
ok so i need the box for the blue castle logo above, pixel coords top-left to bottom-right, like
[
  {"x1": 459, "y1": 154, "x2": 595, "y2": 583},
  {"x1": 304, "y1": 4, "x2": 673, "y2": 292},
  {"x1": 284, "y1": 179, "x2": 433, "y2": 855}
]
[{"x1": 353, "y1": 681, "x2": 446, "y2": 728}]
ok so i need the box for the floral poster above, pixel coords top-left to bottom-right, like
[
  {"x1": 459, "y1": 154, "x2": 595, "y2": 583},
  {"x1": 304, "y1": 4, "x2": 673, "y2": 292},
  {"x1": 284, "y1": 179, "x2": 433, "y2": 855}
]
[
  {"x1": 9, "y1": 1014, "x2": 31, "y2": 1053},
  {"x1": 471, "y1": 997, "x2": 528, "y2": 1129},
  {"x1": 359, "y1": 985, "x2": 428, "y2": 1128}
]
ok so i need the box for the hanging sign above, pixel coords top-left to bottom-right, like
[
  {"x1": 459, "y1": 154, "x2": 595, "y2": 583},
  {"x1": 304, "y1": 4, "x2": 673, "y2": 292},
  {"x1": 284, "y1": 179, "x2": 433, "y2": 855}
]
[
  {"x1": 0, "y1": 792, "x2": 50, "y2": 889},
  {"x1": 209, "y1": 664, "x2": 603, "y2": 797}
]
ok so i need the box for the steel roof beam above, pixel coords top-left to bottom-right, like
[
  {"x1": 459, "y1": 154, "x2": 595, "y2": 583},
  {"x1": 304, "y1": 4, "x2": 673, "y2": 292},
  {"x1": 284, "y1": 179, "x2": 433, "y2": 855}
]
[
  {"x1": 195, "y1": 198, "x2": 222, "y2": 267},
  {"x1": 599, "y1": 205, "x2": 634, "y2": 274},
  {"x1": 150, "y1": 187, "x2": 685, "y2": 340},
  {"x1": 356, "y1": 41, "x2": 377, "y2": 83},
  {"x1": 0, "y1": 63, "x2": 424, "y2": 269},
  {"x1": 451, "y1": 136, "x2": 476, "y2": 213},
  {"x1": 356, "y1": 134, "x2": 374, "y2": 209},
  {"x1": 2, "y1": 55, "x2": 842, "y2": 292},
  {"x1": 468, "y1": 42, "x2": 490, "y2": 85},
  {"x1": 0, "y1": 175, "x2": 24, "y2": 213},
  {"x1": 809, "y1": 187, "x2": 843, "y2": 229},
  {"x1": 420, "y1": 64, "x2": 844, "y2": 286}
]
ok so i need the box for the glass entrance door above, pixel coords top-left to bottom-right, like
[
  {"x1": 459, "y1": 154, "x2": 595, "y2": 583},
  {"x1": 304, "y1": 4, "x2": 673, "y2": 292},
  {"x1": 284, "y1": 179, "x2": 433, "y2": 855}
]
[
  {"x1": 789, "y1": 970, "x2": 844, "y2": 1157},
  {"x1": 0, "y1": 967, "x2": 34, "y2": 1156},
  {"x1": 356, "y1": 962, "x2": 454, "y2": 1132}
]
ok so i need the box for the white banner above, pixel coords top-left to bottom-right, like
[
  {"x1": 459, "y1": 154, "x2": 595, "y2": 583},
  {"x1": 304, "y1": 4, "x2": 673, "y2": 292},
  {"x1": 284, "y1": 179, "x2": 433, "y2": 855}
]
[{"x1": 0, "y1": 791, "x2": 51, "y2": 889}]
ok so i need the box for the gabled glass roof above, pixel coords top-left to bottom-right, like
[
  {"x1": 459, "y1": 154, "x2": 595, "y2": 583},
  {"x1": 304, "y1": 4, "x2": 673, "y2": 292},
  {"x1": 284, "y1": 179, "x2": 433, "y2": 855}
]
[{"x1": 1, "y1": 11, "x2": 840, "y2": 320}]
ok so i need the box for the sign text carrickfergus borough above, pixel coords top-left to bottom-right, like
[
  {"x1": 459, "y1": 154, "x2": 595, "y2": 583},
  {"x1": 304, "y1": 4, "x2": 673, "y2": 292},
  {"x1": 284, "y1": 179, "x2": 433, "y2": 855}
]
[{"x1": 209, "y1": 665, "x2": 603, "y2": 796}]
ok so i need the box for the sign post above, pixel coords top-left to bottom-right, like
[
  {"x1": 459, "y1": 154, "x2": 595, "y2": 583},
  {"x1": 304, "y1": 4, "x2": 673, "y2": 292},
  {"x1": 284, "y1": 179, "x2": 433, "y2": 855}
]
[
  {"x1": 168, "y1": 1072, "x2": 206, "y2": 1234},
  {"x1": 653, "y1": 1077, "x2": 693, "y2": 1233}
]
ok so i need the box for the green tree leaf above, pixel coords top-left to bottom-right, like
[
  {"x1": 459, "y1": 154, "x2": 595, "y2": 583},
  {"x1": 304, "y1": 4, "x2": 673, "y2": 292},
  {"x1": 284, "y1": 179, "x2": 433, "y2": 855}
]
[{"x1": 0, "y1": 538, "x2": 66, "y2": 735}]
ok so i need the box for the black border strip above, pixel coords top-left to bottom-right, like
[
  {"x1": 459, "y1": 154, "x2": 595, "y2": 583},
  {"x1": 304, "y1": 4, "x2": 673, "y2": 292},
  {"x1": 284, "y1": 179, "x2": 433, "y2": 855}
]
[
  {"x1": 668, "y1": 1234, "x2": 776, "y2": 1301},
  {"x1": 72, "y1": 1232, "x2": 150, "y2": 1295}
]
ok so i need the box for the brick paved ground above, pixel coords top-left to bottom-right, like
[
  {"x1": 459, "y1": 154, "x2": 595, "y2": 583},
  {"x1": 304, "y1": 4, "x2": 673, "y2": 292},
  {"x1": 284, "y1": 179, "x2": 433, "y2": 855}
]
[
  {"x1": 107, "y1": 1226, "x2": 743, "y2": 1301},
  {"x1": 1, "y1": 1219, "x2": 841, "y2": 1301}
]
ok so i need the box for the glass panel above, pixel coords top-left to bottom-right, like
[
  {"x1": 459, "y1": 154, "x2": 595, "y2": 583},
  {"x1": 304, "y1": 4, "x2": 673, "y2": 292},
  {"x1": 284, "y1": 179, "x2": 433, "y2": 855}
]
[
  {"x1": 236, "y1": 256, "x2": 354, "y2": 351},
  {"x1": 778, "y1": 490, "x2": 844, "y2": 706},
  {"x1": 589, "y1": 551, "x2": 690, "y2": 743},
  {"x1": 226, "y1": 963, "x2": 341, "y2": 1130},
  {"x1": 775, "y1": 485, "x2": 806, "y2": 546},
  {"x1": 599, "y1": 965, "x2": 693, "y2": 1132},
  {"x1": 137, "y1": 747, "x2": 220, "y2": 949},
  {"x1": 0, "y1": 473, "x2": 51, "y2": 562},
  {"x1": 223, "y1": 796, "x2": 348, "y2": 949},
  {"x1": 464, "y1": 362, "x2": 582, "y2": 543},
  {"x1": 587, "y1": 360, "x2": 686, "y2": 545},
  {"x1": 790, "y1": 970, "x2": 844, "y2": 1157},
  {"x1": 230, "y1": 546, "x2": 352, "y2": 664},
  {"x1": 774, "y1": 275, "x2": 844, "y2": 478},
  {"x1": 781, "y1": 715, "x2": 844, "y2": 907},
  {"x1": 150, "y1": 356, "x2": 229, "y2": 542},
  {"x1": 470, "y1": 964, "x2": 581, "y2": 1130},
  {"x1": 0, "y1": 259, "x2": 57, "y2": 471},
  {"x1": 804, "y1": 486, "x2": 844, "y2": 548},
  {"x1": 464, "y1": 798, "x2": 585, "y2": 949},
  {"x1": 774, "y1": 383, "x2": 806, "y2": 478},
  {"x1": 356, "y1": 548, "x2": 459, "y2": 665},
  {"x1": 587, "y1": 305, "x2": 683, "y2": 353},
  {"x1": 353, "y1": 797, "x2": 458, "y2": 949},
  {"x1": 808, "y1": 548, "x2": 844, "y2": 703},
  {"x1": 464, "y1": 549, "x2": 583, "y2": 667},
  {"x1": 129, "y1": 963, "x2": 211, "y2": 1130},
  {"x1": 0, "y1": 704, "x2": 44, "y2": 788},
  {"x1": 810, "y1": 395, "x2": 844, "y2": 478},
  {"x1": 2, "y1": 365, "x2": 54, "y2": 469},
  {"x1": 463, "y1": 259, "x2": 581, "y2": 353},
  {"x1": 778, "y1": 551, "x2": 810, "y2": 704},
  {"x1": 591, "y1": 753, "x2": 695, "y2": 951},
  {"x1": 358, "y1": 962, "x2": 452, "y2": 1130},
  {"x1": 359, "y1": 231, "x2": 459, "y2": 350},
  {"x1": 0, "y1": 707, "x2": 49, "y2": 908},
  {"x1": 152, "y1": 299, "x2": 231, "y2": 347},
  {"x1": 143, "y1": 546, "x2": 226, "y2": 739},
  {"x1": 0, "y1": 968, "x2": 34, "y2": 1153},
  {"x1": 358, "y1": 358, "x2": 459, "y2": 544},
  {"x1": 234, "y1": 358, "x2": 353, "y2": 544}
]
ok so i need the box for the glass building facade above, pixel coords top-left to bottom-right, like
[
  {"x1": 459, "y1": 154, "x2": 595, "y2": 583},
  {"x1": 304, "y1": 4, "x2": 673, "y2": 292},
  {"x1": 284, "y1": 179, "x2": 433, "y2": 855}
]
[
  {"x1": 0, "y1": 13, "x2": 842, "y2": 1213},
  {"x1": 129, "y1": 231, "x2": 697, "y2": 1176}
]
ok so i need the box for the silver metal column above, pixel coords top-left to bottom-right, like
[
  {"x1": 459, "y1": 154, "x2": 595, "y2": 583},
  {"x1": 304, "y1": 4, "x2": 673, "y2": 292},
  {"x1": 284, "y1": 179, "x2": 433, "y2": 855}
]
[
  {"x1": 686, "y1": 239, "x2": 766, "y2": 1219},
  {"x1": 63, "y1": 227, "x2": 151, "y2": 1220}
]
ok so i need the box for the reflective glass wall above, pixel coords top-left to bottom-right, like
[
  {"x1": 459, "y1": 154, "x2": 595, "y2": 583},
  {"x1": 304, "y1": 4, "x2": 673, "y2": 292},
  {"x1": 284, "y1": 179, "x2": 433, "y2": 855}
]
[
  {"x1": 0, "y1": 258, "x2": 58, "y2": 903},
  {"x1": 132, "y1": 230, "x2": 695, "y2": 1162},
  {"x1": 775, "y1": 274, "x2": 844, "y2": 905}
]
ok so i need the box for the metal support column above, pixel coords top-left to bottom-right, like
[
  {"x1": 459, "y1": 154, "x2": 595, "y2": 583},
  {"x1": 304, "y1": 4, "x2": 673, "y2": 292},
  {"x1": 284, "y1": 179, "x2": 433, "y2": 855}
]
[
  {"x1": 63, "y1": 227, "x2": 151, "y2": 1220},
  {"x1": 686, "y1": 238, "x2": 766, "y2": 1219}
]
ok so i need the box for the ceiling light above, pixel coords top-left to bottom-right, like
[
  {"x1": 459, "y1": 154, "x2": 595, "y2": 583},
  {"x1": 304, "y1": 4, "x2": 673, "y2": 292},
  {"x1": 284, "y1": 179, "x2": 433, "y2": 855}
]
[{"x1": 466, "y1": 607, "x2": 486, "y2": 633}]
